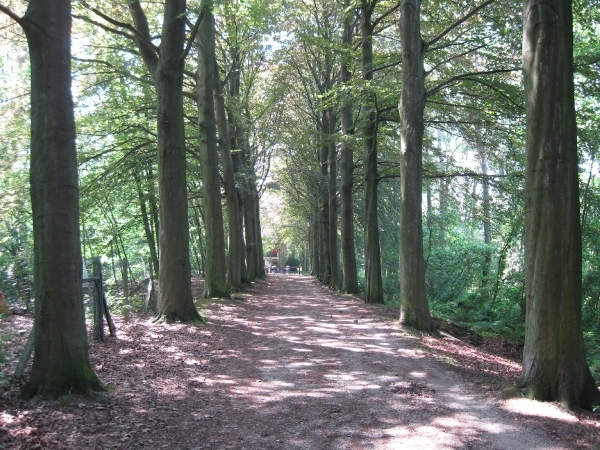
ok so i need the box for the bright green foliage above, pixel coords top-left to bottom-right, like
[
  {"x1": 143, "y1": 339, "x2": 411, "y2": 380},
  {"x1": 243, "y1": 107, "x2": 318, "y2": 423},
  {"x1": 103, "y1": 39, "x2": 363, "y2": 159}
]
[
  {"x1": 574, "y1": 0, "x2": 600, "y2": 382},
  {"x1": 0, "y1": 28, "x2": 33, "y2": 307}
]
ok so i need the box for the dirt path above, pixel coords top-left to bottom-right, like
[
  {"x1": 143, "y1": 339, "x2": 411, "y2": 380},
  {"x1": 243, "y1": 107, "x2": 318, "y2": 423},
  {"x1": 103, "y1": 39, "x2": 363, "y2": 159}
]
[{"x1": 1, "y1": 275, "x2": 598, "y2": 449}]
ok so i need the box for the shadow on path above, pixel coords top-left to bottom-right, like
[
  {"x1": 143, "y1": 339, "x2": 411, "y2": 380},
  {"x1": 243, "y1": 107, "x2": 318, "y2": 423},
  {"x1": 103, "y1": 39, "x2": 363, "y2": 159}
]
[
  {"x1": 0, "y1": 275, "x2": 590, "y2": 449},
  {"x1": 146, "y1": 275, "x2": 570, "y2": 449}
]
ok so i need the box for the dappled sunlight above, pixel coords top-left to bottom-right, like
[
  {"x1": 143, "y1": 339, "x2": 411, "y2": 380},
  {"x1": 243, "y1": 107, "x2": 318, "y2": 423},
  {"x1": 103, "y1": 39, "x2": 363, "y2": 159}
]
[
  {"x1": 421, "y1": 332, "x2": 522, "y2": 381},
  {"x1": 2, "y1": 275, "x2": 593, "y2": 449},
  {"x1": 409, "y1": 371, "x2": 427, "y2": 378},
  {"x1": 502, "y1": 398, "x2": 579, "y2": 422}
]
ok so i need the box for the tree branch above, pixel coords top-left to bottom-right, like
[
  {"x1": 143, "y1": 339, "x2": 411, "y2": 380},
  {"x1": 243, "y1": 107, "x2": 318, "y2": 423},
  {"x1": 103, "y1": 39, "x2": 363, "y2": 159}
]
[
  {"x1": 74, "y1": 14, "x2": 141, "y2": 43},
  {"x1": 423, "y1": 170, "x2": 522, "y2": 181},
  {"x1": 366, "y1": 0, "x2": 378, "y2": 17},
  {"x1": 72, "y1": 57, "x2": 154, "y2": 86},
  {"x1": 0, "y1": 4, "x2": 22, "y2": 26},
  {"x1": 181, "y1": 11, "x2": 204, "y2": 62},
  {"x1": 425, "y1": 0, "x2": 495, "y2": 50},
  {"x1": 425, "y1": 45, "x2": 485, "y2": 76},
  {"x1": 426, "y1": 68, "x2": 519, "y2": 99},
  {"x1": 367, "y1": 58, "x2": 402, "y2": 77},
  {"x1": 126, "y1": 0, "x2": 160, "y2": 80},
  {"x1": 80, "y1": 5, "x2": 159, "y2": 55},
  {"x1": 575, "y1": 55, "x2": 600, "y2": 70},
  {"x1": 426, "y1": 37, "x2": 480, "y2": 54},
  {"x1": 371, "y1": 1, "x2": 402, "y2": 29}
]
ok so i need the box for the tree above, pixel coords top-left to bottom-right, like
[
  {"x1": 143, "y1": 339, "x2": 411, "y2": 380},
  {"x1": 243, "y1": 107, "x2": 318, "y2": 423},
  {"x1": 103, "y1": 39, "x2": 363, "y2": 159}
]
[
  {"x1": 361, "y1": 0, "x2": 384, "y2": 304},
  {"x1": 130, "y1": 0, "x2": 202, "y2": 321},
  {"x1": 397, "y1": 0, "x2": 502, "y2": 331},
  {"x1": 215, "y1": 58, "x2": 243, "y2": 290},
  {"x1": 339, "y1": 0, "x2": 359, "y2": 295},
  {"x1": 0, "y1": 0, "x2": 102, "y2": 398},
  {"x1": 328, "y1": 110, "x2": 342, "y2": 290},
  {"x1": 214, "y1": 0, "x2": 271, "y2": 283},
  {"x1": 273, "y1": 0, "x2": 340, "y2": 284},
  {"x1": 320, "y1": 109, "x2": 332, "y2": 286},
  {"x1": 78, "y1": 0, "x2": 202, "y2": 321},
  {"x1": 518, "y1": 0, "x2": 600, "y2": 410},
  {"x1": 397, "y1": 0, "x2": 431, "y2": 328},
  {"x1": 197, "y1": 0, "x2": 229, "y2": 298}
]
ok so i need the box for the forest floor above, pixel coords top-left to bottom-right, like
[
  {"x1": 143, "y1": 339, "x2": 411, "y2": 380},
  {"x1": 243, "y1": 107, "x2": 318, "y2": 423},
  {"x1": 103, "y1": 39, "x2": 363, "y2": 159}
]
[{"x1": 1, "y1": 274, "x2": 600, "y2": 449}]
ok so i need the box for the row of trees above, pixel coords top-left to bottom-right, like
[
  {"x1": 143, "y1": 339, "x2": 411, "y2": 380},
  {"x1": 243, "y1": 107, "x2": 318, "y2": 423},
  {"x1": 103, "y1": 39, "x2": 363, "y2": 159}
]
[
  {"x1": 265, "y1": 0, "x2": 599, "y2": 410},
  {"x1": 0, "y1": 0, "x2": 598, "y2": 410},
  {"x1": 0, "y1": 0, "x2": 273, "y2": 398},
  {"x1": 74, "y1": 0, "x2": 270, "y2": 306}
]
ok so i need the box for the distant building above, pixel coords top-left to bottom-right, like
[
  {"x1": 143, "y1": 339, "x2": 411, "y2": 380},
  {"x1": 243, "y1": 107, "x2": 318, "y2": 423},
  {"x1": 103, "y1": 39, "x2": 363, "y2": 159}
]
[{"x1": 264, "y1": 247, "x2": 279, "y2": 273}]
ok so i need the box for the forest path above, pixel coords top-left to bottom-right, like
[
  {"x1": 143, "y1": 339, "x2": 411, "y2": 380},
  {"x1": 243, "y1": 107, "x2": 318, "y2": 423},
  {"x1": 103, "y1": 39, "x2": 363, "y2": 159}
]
[
  {"x1": 0, "y1": 275, "x2": 590, "y2": 449},
  {"x1": 178, "y1": 274, "x2": 566, "y2": 450}
]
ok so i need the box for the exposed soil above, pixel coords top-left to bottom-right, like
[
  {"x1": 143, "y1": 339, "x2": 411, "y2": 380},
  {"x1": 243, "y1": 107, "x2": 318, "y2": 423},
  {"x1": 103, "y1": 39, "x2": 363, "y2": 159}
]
[{"x1": 1, "y1": 275, "x2": 599, "y2": 449}]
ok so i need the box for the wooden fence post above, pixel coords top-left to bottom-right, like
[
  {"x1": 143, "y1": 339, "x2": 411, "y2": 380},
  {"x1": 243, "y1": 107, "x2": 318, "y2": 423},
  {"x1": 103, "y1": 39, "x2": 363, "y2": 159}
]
[{"x1": 92, "y1": 258, "x2": 105, "y2": 341}]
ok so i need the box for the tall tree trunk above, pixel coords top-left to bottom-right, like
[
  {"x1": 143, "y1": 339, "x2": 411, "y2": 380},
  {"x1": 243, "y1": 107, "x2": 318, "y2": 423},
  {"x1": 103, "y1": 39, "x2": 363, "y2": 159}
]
[
  {"x1": 241, "y1": 137, "x2": 265, "y2": 279},
  {"x1": 197, "y1": 0, "x2": 228, "y2": 297},
  {"x1": 328, "y1": 119, "x2": 341, "y2": 290},
  {"x1": 436, "y1": 131, "x2": 447, "y2": 249},
  {"x1": 340, "y1": 1, "x2": 359, "y2": 294},
  {"x1": 129, "y1": 0, "x2": 199, "y2": 321},
  {"x1": 228, "y1": 50, "x2": 249, "y2": 283},
  {"x1": 251, "y1": 176, "x2": 266, "y2": 278},
  {"x1": 481, "y1": 151, "x2": 492, "y2": 279},
  {"x1": 308, "y1": 208, "x2": 314, "y2": 274},
  {"x1": 242, "y1": 171, "x2": 257, "y2": 279},
  {"x1": 362, "y1": 2, "x2": 383, "y2": 304},
  {"x1": 191, "y1": 203, "x2": 207, "y2": 277},
  {"x1": 398, "y1": 0, "x2": 432, "y2": 330},
  {"x1": 320, "y1": 115, "x2": 331, "y2": 285},
  {"x1": 214, "y1": 61, "x2": 243, "y2": 290},
  {"x1": 155, "y1": 0, "x2": 200, "y2": 321},
  {"x1": 134, "y1": 172, "x2": 159, "y2": 279},
  {"x1": 237, "y1": 188, "x2": 248, "y2": 283},
  {"x1": 518, "y1": 0, "x2": 600, "y2": 410},
  {"x1": 235, "y1": 113, "x2": 264, "y2": 280},
  {"x1": 139, "y1": 164, "x2": 161, "y2": 266},
  {"x1": 19, "y1": 0, "x2": 102, "y2": 399},
  {"x1": 311, "y1": 192, "x2": 321, "y2": 277}
]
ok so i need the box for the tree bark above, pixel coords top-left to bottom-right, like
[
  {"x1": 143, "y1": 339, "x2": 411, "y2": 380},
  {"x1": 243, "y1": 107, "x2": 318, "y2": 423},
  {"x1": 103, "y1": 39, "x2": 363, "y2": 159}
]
[
  {"x1": 155, "y1": 0, "x2": 200, "y2": 321},
  {"x1": 227, "y1": 50, "x2": 249, "y2": 284},
  {"x1": 20, "y1": 0, "x2": 102, "y2": 399},
  {"x1": 328, "y1": 114, "x2": 341, "y2": 290},
  {"x1": 253, "y1": 180, "x2": 266, "y2": 278},
  {"x1": 238, "y1": 125, "x2": 265, "y2": 279},
  {"x1": 518, "y1": 0, "x2": 600, "y2": 410},
  {"x1": 362, "y1": 1, "x2": 383, "y2": 304},
  {"x1": 398, "y1": 0, "x2": 432, "y2": 330},
  {"x1": 340, "y1": 1, "x2": 359, "y2": 294},
  {"x1": 436, "y1": 131, "x2": 447, "y2": 249},
  {"x1": 481, "y1": 151, "x2": 492, "y2": 279},
  {"x1": 242, "y1": 170, "x2": 257, "y2": 279},
  {"x1": 214, "y1": 61, "x2": 243, "y2": 290},
  {"x1": 237, "y1": 188, "x2": 248, "y2": 282},
  {"x1": 197, "y1": 1, "x2": 228, "y2": 298},
  {"x1": 134, "y1": 172, "x2": 159, "y2": 279},
  {"x1": 320, "y1": 112, "x2": 331, "y2": 285},
  {"x1": 190, "y1": 203, "x2": 207, "y2": 277},
  {"x1": 128, "y1": 0, "x2": 200, "y2": 321},
  {"x1": 146, "y1": 165, "x2": 160, "y2": 264},
  {"x1": 311, "y1": 191, "x2": 321, "y2": 277},
  {"x1": 122, "y1": 258, "x2": 130, "y2": 322}
]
